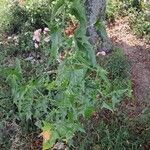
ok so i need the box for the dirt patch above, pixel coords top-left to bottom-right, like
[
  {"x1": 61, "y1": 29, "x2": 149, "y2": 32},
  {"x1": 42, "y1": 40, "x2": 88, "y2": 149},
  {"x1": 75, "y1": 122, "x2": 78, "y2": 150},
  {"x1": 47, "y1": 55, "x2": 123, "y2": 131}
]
[{"x1": 107, "y1": 17, "x2": 150, "y2": 113}]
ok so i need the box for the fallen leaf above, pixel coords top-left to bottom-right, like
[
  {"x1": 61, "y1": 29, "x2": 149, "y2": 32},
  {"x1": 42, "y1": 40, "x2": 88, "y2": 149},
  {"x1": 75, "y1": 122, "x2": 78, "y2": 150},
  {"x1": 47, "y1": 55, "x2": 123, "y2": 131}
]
[
  {"x1": 40, "y1": 130, "x2": 51, "y2": 142},
  {"x1": 64, "y1": 21, "x2": 78, "y2": 37}
]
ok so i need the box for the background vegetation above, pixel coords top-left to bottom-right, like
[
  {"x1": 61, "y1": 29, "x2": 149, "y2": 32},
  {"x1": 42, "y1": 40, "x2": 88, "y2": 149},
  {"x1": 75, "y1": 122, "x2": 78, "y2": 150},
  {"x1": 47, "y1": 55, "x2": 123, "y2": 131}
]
[
  {"x1": 106, "y1": 0, "x2": 150, "y2": 41},
  {"x1": 0, "y1": 0, "x2": 150, "y2": 149}
]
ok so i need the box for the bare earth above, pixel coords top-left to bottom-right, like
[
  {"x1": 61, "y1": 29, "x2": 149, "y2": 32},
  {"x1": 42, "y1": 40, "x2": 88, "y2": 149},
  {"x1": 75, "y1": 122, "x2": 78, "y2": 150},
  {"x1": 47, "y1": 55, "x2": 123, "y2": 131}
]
[{"x1": 107, "y1": 17, "x2": 150, "y2": 114}]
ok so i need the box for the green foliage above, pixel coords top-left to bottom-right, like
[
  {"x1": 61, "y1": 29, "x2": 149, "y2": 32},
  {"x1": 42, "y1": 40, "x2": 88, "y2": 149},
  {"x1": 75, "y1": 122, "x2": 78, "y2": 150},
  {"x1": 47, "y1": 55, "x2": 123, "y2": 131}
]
[
  {"x1": 106, "y1": 0, "x2": 118, "y2": 23},
  {"x1": 106, "y1": 0, "x2": 150, "y2": 41},
  {"x1": 18, "y1": 31, "x2": 35, "y2": 51},
  {"x1": 128, "y1": 8, "x2": 150, "y2": 41},
  {"x1": 0, "y1": 0, "x2": 52, "y2": 34},
  {"x1": 72, "y1": 112, "x2": 150, "y2": 150},
  {"x1": 106, "y1": 0, "x2": 143, "y2": 20},
  {"x1": 106, "y1": 0, "x2": 132, "y2": 22},
  {"x1": 0, "y1": 0, "x2": 137, "y2": 149},
  {"x1": 97, "y1": 48, "x2": 132, "y2": 112},
  {"x1": 0, "y1": 0, "x2": 149, "y2": 149},
  {"x1": 0, "y1": 1, "x2": 28, "y2": 34},
  {"x1": 7, "y1": 3, "x2": 28, "y2": 34},
  {"x1": 25, "y1": 0, "x2": 52, "y2": 30},
  {"x1": 106, "y1": 48, "x2": 130, "y2": 79}
]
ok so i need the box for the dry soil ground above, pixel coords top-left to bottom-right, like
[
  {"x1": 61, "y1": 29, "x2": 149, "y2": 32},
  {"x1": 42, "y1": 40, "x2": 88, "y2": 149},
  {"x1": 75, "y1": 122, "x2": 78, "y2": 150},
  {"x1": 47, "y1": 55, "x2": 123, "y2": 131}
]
[{"x1": 107, "y1": 17, "x2": 150, "y2": 115}]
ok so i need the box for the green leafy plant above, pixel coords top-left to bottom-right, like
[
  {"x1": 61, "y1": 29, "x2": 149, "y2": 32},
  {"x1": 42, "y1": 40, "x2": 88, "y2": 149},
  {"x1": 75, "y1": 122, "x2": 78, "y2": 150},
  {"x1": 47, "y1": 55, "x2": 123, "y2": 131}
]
[
  {"x1": 128, "y1": 8, "x2": 150, "y2": 41},
  {"x1": 0, "y1": 0, "x2": 52, "y2": 34},
  {"x1": 72, "y1": 111, "x2": 149, "y2": 150},
  {"x1": 0, "y1": 0, "x2": 132, "y2": 149},
  {"x1": 106, "y1": 0, "x2": 150, "y2": 41}
]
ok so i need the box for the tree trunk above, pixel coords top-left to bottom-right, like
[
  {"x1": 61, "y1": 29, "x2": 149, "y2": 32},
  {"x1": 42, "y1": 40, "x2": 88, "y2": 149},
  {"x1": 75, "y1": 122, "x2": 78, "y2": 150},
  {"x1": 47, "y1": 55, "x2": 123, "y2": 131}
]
[{"x1": 85, "y1": 0, "x2": 112, "y2": 52}]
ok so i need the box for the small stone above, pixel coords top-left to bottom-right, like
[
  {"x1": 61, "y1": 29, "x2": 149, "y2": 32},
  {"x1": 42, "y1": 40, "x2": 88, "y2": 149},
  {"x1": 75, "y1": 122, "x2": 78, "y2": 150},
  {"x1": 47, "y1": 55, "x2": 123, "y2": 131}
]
[
  {"x1": 96, "y1": 51, "x2": 106, "y2": 56},
  {"x1": 7, "y1": 36, "x2": 12, "y2": 40},
  {"x1": 53, "y1": 142, "x2": 66, "y2": 150},
  {"x1": 25, "y1": 56, "x2": 34, "y2": 61}
]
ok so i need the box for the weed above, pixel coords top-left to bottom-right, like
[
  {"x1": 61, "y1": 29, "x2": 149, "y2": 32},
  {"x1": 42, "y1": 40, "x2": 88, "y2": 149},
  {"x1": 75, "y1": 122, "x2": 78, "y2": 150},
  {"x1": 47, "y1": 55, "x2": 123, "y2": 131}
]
[
  {"x1": 72, "y1": 110, "x2": 150, "y2": 150},
  {"x1": 1, "y1": 0, "x2": 149, "y2": 149},
  {"x1": 106, "y1": 0, "x2": 150, "y2": 41}
]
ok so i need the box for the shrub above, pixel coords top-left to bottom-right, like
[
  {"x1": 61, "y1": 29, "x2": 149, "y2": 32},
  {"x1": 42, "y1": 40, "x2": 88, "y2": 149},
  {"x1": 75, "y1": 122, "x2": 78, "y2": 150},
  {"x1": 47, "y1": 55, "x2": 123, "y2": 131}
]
[
  {"x1": 0, "y1": 1, "x2": 132, "y2": 149},
  {"x1": 106, "y1": 48, "x2": 130, "y2": 79},
  {"x1": 0, "y1": 1, "x2": 28, "y2": 34},
  {"x1": 128, "y1": 8, "x2": 150, "y2": 41},
  {"x1": 106, "y1": 0, "x2": 150, "y2": 41},
  {"x1": 0, "y1": 0, "x2": 135, "y2": 149},
  {"x1": 0, "y1": 0, "x2": 52, "y2": 34}
]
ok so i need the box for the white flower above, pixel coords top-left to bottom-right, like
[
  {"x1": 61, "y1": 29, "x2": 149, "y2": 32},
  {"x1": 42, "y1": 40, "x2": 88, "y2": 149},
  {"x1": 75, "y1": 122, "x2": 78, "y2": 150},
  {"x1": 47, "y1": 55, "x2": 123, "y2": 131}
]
[
  {"x1": 43, "y1": 27, "x2": 49, "y2": 35},
  {"x1": 33, "y1": 29, "x2": 42, "y2": 42},
  {"x1": 34, "y1": 43, "x2": 39, "y2": 49}
]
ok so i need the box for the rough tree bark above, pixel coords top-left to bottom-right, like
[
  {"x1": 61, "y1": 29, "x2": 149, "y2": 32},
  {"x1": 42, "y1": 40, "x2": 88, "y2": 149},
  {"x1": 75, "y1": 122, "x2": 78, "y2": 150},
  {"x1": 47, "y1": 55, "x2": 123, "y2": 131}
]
[{"x1": 85, "y1": 0, "x2": 112, "y2": 52}]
